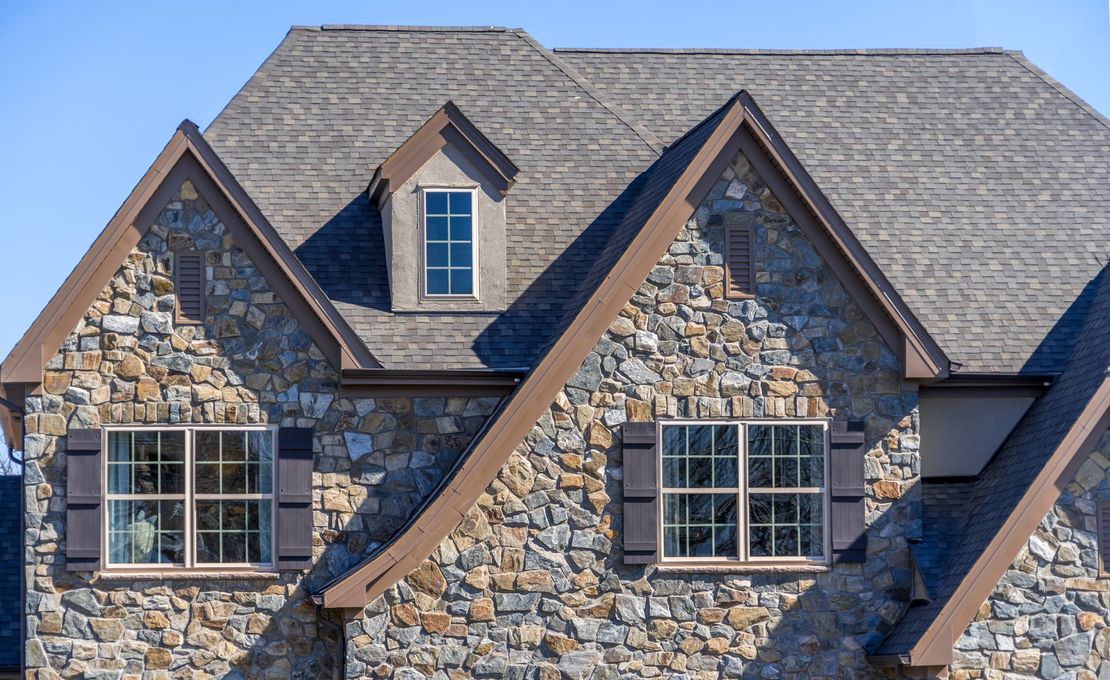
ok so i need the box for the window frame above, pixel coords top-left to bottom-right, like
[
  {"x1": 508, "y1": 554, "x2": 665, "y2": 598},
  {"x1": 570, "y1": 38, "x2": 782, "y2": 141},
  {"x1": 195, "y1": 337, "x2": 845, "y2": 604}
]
[
  {"x1": 101, "y1": 424, "x2": 277, "y2": 572},
  {"x1": 420, "y1": 186, "x2": 479, "y2": 300},
  {"x1": 656, "y1": 418, "x2": 831, "y2": 566}
]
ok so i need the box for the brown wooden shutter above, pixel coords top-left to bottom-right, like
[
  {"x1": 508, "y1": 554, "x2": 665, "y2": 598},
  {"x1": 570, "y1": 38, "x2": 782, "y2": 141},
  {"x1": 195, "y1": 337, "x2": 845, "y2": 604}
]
[
  {"x1": 725, "y1": 221, "x2": 754, "y2": 299},
  {"x1": 174, "y1": 251, "x2": 205, "y2": 323},
  {"x1": 66, "y1": 428, "x2": 102, "y2": 571},
  {"x1": 276, "y1": 427, "x2": 314, "y2": 570},
  {"x1": 1099, "y1": 502, "x2": 1110, "y2": 576},
  {"x1": 622, "y1": 422, "x2": 659, "y2": 565},
  {"x1": 829, "y1": 421, "x2": 867, "y2": 563}
]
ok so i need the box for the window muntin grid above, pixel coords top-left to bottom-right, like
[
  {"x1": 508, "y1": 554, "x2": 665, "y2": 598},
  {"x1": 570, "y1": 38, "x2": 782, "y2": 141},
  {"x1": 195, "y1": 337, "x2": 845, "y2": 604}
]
[
  {"x1": 659, "y1": 421, "x2": 828, "y2": 563},
  {"x1": 104, "y1": 427, "x2": 275, "y2": 569},
  {"x1": 423, "y1": 190, "x2": 474, "y2": 296}
]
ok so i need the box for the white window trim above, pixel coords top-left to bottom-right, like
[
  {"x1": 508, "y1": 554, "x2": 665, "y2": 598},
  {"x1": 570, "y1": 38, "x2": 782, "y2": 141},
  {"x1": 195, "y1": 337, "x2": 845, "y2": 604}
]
[
  {"x1": 101, "y1": 424, "x2": 277, "y2": 573},
  {"x1": 420, "y1": 186, "x2": 479, "y2": 301},
  {"x1": 656, "y1": 418, "x2": 831, "y2": 567}
]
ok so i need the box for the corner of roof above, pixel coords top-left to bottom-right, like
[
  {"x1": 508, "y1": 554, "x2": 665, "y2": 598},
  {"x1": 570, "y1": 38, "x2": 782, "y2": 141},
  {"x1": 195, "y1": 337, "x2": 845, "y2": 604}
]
[
  {"x1": 1004, "y1": 51, "x2": 1110, "y2": 130},
  {"x1": 509, "y1": 29, "x2": 665, "y2": 154}
]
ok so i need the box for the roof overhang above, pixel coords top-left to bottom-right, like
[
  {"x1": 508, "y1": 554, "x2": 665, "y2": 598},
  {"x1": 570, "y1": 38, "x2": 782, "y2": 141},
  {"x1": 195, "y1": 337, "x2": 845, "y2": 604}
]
[
  {"x1": 340, "y1": 368, "x2": 525, "y2": 398},
  {"x1": 0, "y1": 120, "x2": 381, "y2": 446},
  {"x1": 368, "y1": 101, "x2": 519, "y2": 209},
  {"x1": 316, "y1": 90, "x2": 950, "y2": 611}
]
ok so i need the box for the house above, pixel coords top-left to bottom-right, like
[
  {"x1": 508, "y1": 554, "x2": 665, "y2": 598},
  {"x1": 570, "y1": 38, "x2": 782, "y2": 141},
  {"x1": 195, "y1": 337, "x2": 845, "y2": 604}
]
[{"x1": 4, "y1": 24, "x2": 1109, "y2": 679}]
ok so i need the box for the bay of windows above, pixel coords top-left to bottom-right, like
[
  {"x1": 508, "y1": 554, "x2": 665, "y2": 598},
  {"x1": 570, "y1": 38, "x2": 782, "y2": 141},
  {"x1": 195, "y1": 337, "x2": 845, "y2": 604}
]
[
  {"x1": 660, "y1": 421, "x2": 828, "y2": 562},
  {"x1": 105, "y1": 428, "x2": 274, "y2": 568}
]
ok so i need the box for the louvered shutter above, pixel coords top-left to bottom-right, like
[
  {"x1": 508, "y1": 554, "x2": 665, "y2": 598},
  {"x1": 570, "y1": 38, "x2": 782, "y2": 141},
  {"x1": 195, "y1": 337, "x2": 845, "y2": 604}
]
[
  {"x1": 174, "y1": 251, "x2": 205, "y2": 323},
  {"x1": 1099, "y1": 502, "x2": 1110, "y2": 576},
  {"x1": 829, "y1": 421, "x2": 867, "y2": 563},
  {"x1": 725, "y1": 222, "x2": 754, "y2": 298},
  {"x1": 66, "y1": 428, "x2": 102, "y2": 571},
  {"x1": 276, "y1": 427, "x2": 314, "y2": 570},
  {"x1": 622, "y1": 422, "x2": 659, "y2": 565}
]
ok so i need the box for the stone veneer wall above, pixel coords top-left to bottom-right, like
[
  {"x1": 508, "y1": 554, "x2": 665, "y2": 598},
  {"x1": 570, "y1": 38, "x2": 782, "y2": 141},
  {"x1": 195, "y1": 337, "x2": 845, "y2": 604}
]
[
  {"x1": 950, "y1": 430, "x2": 1110, "y2": 680},
  {"x1": 22, "y1": 181, "x2": 497, "y2": 679},
  {"x1": 344, "y1": 150, "x2": 922, "y2": 679}
]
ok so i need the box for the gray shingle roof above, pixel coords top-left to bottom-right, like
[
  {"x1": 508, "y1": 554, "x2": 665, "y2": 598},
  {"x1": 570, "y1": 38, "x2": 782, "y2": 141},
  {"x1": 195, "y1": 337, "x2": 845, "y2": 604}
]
[
  {"x1": 204, "y1": 26, "x2": 659, "y2": 369},
  {"x1": 878, "y1": 263, "x2": 1110, "y2": 655},
  {"x1": 557, "y1": 48, "x2": 1110, "y2": 373},
  {"x1": 0, "y1": 475, "x2": 20, "y2": 670}
]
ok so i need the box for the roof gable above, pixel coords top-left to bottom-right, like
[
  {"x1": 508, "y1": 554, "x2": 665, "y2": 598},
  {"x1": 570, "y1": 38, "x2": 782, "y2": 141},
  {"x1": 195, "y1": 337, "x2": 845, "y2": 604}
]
[
  {"x1": 316, "y1": 91, "x2": 948, "y2": 610},
  {"x1": 0, "y1": 121, "x2": 380, "y2": 441},
  {"x1": 368, "y1": 101, "x2": 519, "y2": 206}
]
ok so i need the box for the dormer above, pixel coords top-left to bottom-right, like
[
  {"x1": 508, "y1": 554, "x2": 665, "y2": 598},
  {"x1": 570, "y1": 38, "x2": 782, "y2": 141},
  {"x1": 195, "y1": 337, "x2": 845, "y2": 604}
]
[{"x1": 369, "y1": 102, "x2": 518, "y2": 312}]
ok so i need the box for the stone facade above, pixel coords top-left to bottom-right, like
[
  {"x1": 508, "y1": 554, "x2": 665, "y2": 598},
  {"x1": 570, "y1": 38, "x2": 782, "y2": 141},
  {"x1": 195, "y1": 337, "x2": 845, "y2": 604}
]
[
  {"x1": 950, "y1": 430, "x2": 1110, "y2": 680},
  {"x1": 344, "y1": 149, "x2": 922, "y2": 678},
  {"x1": 22, "y1": 181, "x2": 497, "y2": 678}
]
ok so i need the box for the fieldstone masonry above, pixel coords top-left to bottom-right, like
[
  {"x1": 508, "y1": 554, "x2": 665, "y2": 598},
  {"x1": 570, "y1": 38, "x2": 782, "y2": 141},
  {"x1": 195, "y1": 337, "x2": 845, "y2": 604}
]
[
  {"x1": 22, "y1": 181, "x2": 497, "y2": 678},
  {"x1": 950, "y1": 430, "x2": 1110, "y2": 680},
  {"x1": 344, "y1": 149, "x2": 922, "y2": 678}
]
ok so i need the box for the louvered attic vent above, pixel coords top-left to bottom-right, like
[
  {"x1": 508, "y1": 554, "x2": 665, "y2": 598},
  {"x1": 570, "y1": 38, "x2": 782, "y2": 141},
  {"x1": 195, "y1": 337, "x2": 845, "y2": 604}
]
[
  {"x1": 174, "y1": 252, "x2": 205, "y2": 323},
  {"x1": 725, "y1": 220, "x2": 754, "y2": 299}
]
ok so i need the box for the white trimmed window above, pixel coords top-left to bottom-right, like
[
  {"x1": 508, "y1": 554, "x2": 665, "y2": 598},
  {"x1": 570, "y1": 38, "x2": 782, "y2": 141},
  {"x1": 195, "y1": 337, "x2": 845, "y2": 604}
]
[
  {"x1": 422, "y1": 189, "x2": 475, "y2": 297},
  {"x1": 659, "y1": 421, "x2": 828, "y2": 562},
  {"x1": 105, "y1": 427, "x2": 274, "y2": 568}
]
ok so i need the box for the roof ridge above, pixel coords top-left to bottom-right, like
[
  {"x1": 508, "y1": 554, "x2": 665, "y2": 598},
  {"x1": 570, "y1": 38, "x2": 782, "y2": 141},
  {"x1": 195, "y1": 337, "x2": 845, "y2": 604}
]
[
  {"x1": 510, "y1": 29, "x2": 665, "y2": 154},
  {"x1": 553, "y1": 46, "x2": 1008, "y2": 55},
  {"x1": 296, "y1": 24, "x2": 512, "y2": 32},
  {"x1": 1005, "y1": 51, "x2": 1110, "y2": 131}
]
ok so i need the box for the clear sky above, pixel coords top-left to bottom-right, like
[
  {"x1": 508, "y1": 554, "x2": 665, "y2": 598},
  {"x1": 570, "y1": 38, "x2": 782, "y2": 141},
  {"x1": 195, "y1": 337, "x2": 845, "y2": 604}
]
[{"x1": 0, "y1": 0, "x2": 1107, "y2": 364}]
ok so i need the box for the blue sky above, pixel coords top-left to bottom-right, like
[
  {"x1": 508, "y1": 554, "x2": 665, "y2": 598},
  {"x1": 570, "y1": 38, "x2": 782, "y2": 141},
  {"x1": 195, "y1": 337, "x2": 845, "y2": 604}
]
[{"x1": 0, "y1": 0, "x2": 1107, "y2": 363}]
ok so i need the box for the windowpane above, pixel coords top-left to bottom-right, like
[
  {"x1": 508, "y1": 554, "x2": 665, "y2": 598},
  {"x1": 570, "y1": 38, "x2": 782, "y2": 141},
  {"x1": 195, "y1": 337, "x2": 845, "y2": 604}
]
[
  {"x1": 448, "y1": 191, "x2": 471, "y2": 214},
  {"x1": 450, "y1": 269, "x2": 473, "y2": 295},
  {"x1": 196, "y1": 500, "x2": 271, "y2": 565},
  {"x1": 450, "y1": 242, "x2": 472, "y2": 267},
  {"x1": 662, "y1": 493, "x2": 738, "y2": 558},
  {"x1": 107, "y1": 499, "x2": 185, "y2": 565},
  {"x1": 748, "y1": 492, "x2": 823, "y2": 558},
  {"x1": 425, "y1": 192, "x2": 449, "y2": 215},
  {"x1": 660, "y1": 424, "x2": 739, "y2": 488},
  {"x1": 747, "y1": 424, "x2": 824, "y2": 489},
  {"x1": 449, "y1": 216, "x2": 472, "y2": 242},
  {"x1": 427, "y1": 268, "x2": 450, "y2": 295},
  {"x1": 106, "y1": 431, "x2": 185, "y2": 494},
  {"x1": 427, "y1": 242, "x2": 449, "y2": 267}
]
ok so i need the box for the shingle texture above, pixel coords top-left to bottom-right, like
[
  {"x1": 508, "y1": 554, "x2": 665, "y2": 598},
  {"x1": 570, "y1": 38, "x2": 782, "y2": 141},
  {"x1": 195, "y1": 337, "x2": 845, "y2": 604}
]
[
  {"x1": 557, "y1": 48, "x2": 1110, "y2": 373},
  {"x1": 878, "y1": 264, "x2": 1110, "y2": 655},
  {"x1": 204, "y1": 27, "x2": 659, "y2": 369},
  {"x1": 0, "y1": 475, "x2": 20, "y2": 670}
]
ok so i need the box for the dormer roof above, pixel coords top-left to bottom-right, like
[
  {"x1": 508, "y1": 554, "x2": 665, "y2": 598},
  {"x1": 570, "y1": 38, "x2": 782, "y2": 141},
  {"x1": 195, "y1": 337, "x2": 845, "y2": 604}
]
[{"x1": 368, "y1": 101, "x2": 519, "y2": 207}]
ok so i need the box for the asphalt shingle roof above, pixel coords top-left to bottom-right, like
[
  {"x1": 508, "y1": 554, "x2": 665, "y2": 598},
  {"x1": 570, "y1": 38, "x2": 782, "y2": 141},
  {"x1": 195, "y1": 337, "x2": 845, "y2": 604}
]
[
  {"x1": 555, "y1": 47, "x2": 1110, "y2": 373},
  {"x1": 205, "y1": 26, "x2": 659, "y2": 369},
  {"x1": 0, "y1": 475, "x2": 20, "y2": 671},
  {"x1": 878, "y1": 264, "x2": 1110, "y2": 655},
  {"x1": 206, "y1": 28, "x2": 1110, "y2": 374}
]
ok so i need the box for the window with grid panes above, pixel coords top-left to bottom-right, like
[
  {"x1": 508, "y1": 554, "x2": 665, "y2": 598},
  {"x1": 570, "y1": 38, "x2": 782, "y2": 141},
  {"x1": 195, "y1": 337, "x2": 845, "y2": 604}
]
[
  {"x1": 105, "y1": 428, "x2": 274, "y2": 568},
  {"x1": 423, "y1": 190, "x2": 474, "y2": 296},
  {"x1": 659, "y1": 421, "x2": 828, "y2": 561}
]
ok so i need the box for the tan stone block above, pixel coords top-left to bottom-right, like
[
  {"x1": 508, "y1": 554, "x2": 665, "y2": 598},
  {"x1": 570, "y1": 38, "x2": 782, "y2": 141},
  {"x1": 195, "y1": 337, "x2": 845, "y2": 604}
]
[
  {"x1": 143, "y1": 610, "x2": 170, "y2": 630},
  {"x1": 464, "y1": 566, "x2": 489, "y2": 590},
  {"x1": 1077, "y1": 611, "x2": 1103, "y2": 631},
  {"x1": 873, "y1": 480, "x2": 902, "y2": 500},
  {"x1": 650, "y1": 619, "x2": 678, "y2": 640},
  {"x1": 727, "y1": 606, "x2": 770, "y2": 630},
  {"x1": 38, "y1": 414, "x2": 66, "y2": 436},
  {"x1": 679, "y1": 637, "x2": 704, "y2": 655},
  {"x1": 577, "y1": 593, "x2": 614, "y2": 618},
  {"x1": 517, "y1": 570, "x2": 555, "y2": 592},
  {"x1": 544, "y1": 632, "x2": 579, "y2": 655},
  {"x1": 406, "y1": 561, "x2": 447, "y2": 598},
  {"x1": 135, "y1": 377, "x2": 161, "y2": 402},
  {"x1": 390, "y1": 603, "x2": 419, "y2": 626},
  {"x1": 696, "y1": 607, "x2": 727, "y2": 624},
  {"x1": 468, "y1": 597, "x2": 495, "y2": 622},
  {"x1": 1011, "y1": 649, "x2": 1040, "y2": 673},
  {"x1": 491, "y1": 572, "x2": 516, "y2": 590},
  {"x1": 144, "y1": 648, "x2": 173, "y2": 670},
  {"x1": 44, "y1": 372, "x2": 72, "y2": 395},
  {"x1": 420, "y1": 611, "x2": 451, "y2": 635},
  {"x1": 558, "y1": 474, "x2": 584, "y2": 489}
]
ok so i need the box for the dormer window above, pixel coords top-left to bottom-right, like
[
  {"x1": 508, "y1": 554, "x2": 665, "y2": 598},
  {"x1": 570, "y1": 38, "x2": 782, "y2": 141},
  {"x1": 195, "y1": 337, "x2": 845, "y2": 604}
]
[
  {"x1": 424, "y1": 190, "x2": 475, "y2": 297},
  {"x1": 369, "y1": 101, "x2": 517, "y2": 312}
]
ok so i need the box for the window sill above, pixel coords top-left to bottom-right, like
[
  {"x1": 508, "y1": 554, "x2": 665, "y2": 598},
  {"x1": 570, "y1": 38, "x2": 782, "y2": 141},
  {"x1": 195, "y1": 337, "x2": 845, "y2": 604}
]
[
  {"x1": 95, "y1": 569, "x2": 282, "y2": 582},
  {"x1": 653, "y1": 563, "x2": 830, "y2": 574}
]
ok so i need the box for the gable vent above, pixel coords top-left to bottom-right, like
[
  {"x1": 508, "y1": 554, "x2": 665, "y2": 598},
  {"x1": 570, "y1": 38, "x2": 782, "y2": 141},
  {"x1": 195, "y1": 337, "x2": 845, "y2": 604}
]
[
  {"x1": 174, "y1": 251, "x2": 206, "y2": 323},
  {"x1": 1099, "y1": 502, "x2": 1110, "y2": 577},
  {"x1": 725, "y1": 221, "x2": 754, "y2": 299}
]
